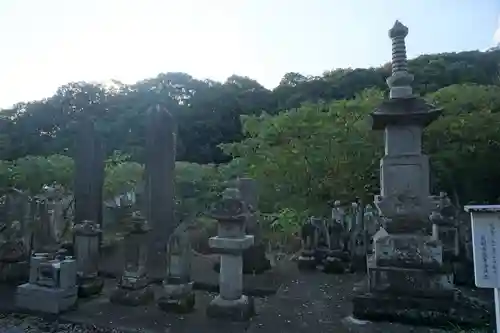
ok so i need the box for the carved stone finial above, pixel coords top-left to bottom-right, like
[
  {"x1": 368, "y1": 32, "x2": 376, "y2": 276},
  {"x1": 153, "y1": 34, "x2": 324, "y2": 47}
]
[
  {"x1": 386, "y1": 20, "x2": 414, "y2": 99},
  {"x1": 389, "y1": 20, "x2": 408, "y2": 39}
]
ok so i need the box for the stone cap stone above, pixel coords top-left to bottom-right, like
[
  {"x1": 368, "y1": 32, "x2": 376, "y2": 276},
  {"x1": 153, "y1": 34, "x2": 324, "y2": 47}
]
[
  {"x1": 371, "y1": 97, "x2": 442, "y2": 130},
  {"x1": 464, "y1": 205, "x2": 500, "y2": 213},
  {"x1": 209, "y1": 191, "x2": 246, "y2": 223}
]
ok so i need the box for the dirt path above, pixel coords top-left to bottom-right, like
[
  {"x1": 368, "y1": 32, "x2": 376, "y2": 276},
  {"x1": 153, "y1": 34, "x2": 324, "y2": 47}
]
[{"x1": 0, "y1": 260, "x2": 489, "y2": 333}]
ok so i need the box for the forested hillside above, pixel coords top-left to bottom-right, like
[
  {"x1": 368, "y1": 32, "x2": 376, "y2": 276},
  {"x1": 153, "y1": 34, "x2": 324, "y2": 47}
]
[
  {"x1": 0, "y1": 49, "x2": 499, "y2": 229},
  {"x1": 1, "y1": 50, "x2": 499, "y2": 164}
]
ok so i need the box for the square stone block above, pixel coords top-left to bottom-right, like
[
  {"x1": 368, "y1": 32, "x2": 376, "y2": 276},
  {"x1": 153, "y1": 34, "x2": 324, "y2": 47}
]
[
  {"x1": 16, "y1": 283, "x2": 77, "y2": 314},
  {"x1": 375, "y1": 234, "x2": 443, "y2": 269},
  {"x1": 368, "y1": 258, "x2": 453, "y2": 298}
]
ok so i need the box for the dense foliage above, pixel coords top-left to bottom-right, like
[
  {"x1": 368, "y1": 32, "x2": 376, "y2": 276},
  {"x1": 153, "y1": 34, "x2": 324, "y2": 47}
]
[{"x1": 1, "y1": 49, "x2": 500, "y2": 230}]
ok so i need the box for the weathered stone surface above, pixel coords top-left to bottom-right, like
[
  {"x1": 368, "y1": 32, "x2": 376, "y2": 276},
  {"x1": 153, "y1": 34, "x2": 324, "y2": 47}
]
[
  {"x1": 158, "y1": 222, "x2": 196, "y2": 313},
  {"x1": 374, "y1": 234, "x2": 443, "y2": 269},
  {"x1": 367, "y1": 257, "x2": 453, "y2": 297},
  {"x1": 206, "y1": 188, "x2": 256, "y2": 321},
  {"x1": 144, "y1": 105, "x2": 177, "y2": 281},
  {"x1": 157, "y1": 282, "x2": 195, "y2": 314},
  {"x1": 15, "y1": 254, "x2": 78, "y2": 315},
  {"x1": 353, "y1": 292, "x2": 490, "y2": 327},
  {"x1": 73, "y1": 220, "x2": 102, "y2": 297},
  {"x1": 0, "y1": 261, "x2": 29, "y2": 285},
  {"x1": 15, "y1": 284, "x2": 78, "y2": 314},
  {"x1": 77, "y1": 276, "x2": 104, "y2": 298},
  {"x1": 73, "y1": 119, "x2": 104, "y2": 231}
]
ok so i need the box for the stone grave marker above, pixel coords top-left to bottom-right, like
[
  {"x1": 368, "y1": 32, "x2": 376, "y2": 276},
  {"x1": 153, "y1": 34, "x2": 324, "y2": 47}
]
[
  {"x1": 110, "y1": 211, "x2": 154, "y2": 306},
  {"x1": 157, "y1": 222, "x2": 195, "y2": 313},
  {"x1": 74, "y1": 118, "x2": 104, "y2": 236},
  {"x1": 73, "y1": 219, "x2": 103, "y2": 297},
  {"x1": 144, "y1": 104, "x2": 177, "y2": 281}
]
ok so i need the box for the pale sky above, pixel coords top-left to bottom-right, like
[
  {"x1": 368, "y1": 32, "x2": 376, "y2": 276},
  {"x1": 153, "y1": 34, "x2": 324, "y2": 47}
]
[{"x1": 0, "y1": 0, "x2": 499, "y2": 109}]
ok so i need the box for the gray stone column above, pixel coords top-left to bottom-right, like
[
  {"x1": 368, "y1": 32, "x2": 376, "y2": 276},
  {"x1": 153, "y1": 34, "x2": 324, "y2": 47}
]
[
  {"x1": 72, "y1": 220, "x2": 103, "y2": 297},
  {"x1": 74, "y1": 118, "x2": 104, "y2": 234},
  {"x1": 144, "y1": 104, "x2": 177, "y2": 281},
  {"x1": 206, "y1": 188, "x2": 255, "y2": 321},
  {"x1": 110, "y1": 212, "x2": 154, "y2": 306}
]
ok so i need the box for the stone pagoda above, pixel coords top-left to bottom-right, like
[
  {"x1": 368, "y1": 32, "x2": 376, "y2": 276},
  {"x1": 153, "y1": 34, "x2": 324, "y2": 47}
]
[{"x1": 352, "y1": 21, "x2": 489, "y2": 326}]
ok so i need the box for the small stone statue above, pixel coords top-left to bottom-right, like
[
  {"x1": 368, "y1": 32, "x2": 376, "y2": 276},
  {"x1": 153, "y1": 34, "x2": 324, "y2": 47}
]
[{"x1": 297, "y1": 217, "x2": 319, "y2": 270}]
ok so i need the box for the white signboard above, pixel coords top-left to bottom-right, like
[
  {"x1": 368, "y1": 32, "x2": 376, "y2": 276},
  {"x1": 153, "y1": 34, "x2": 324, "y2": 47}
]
[
  {"x1": 466, "y1": 205, "x2": 500, "y2": 288},
  {"x1": 466, "y1": 206, "x2": 500, "y2": 333}
]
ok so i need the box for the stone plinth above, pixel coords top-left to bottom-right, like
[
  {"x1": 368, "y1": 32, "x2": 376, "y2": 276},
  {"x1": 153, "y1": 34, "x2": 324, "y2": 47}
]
[
  {"x1": 206, "y1": 188, "x2": 255, "y2": 321},
  {"x1": 110, "y1": 212, "x2": 153, "y2": 306},
  {"x1": 73, "y1": 220, "x2": 103, "y2": 297},
  {"x1": 16, "y1": 253, "x2": 78, "y2": 314}
]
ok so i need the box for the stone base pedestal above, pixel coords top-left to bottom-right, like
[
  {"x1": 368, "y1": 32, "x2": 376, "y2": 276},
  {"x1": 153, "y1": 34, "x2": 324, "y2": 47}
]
[
  {"x1": 77, "y1": 276, "x2": 104, "y2": 298},
  {"x1": 15, "y1": 283, "x2": 78, "y2": 314},
  {"x1": 206, "y1": 295, "x2": 255, "y2": 321},
  {"x1": 367, "y1": 258, "x2": 454, "y2": 297},
  {"x1": 157, "y1": 282, "x2": 195, "y2": 313},
  {"x1": 0, "y1": 260, "x2": 29, "y2": 284},
  {"x1": 109, "y1": 285, "x2": 154, "y2": 306},
  {"x1": 352, "y1": 291, "x2": 490, "y2": 327}
]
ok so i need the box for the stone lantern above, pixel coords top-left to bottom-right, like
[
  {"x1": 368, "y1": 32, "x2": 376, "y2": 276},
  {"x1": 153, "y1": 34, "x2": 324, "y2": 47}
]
[
  {"x1": 206, "y1": 188, "x2": 255, "y2": 321},
  {"x1": 110, "y1": 211, "x2": 154, "y2": 306},
  {"x1": 73, "y1": 219, "x2": 103, "y2": 297}
]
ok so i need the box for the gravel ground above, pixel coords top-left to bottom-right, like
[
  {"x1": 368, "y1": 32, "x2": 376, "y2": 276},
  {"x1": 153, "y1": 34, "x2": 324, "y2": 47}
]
[{"x1": 0, "y1": 313, "x2": 126, "y2": 333}]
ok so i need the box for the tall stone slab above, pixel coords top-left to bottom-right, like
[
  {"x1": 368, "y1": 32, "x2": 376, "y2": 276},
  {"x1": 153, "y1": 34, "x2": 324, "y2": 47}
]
[
  {"x1": 74, "y1": 119, "x2": 104, "y2": 230},
  {"x1": 352, "y1": 21, "x2": 488, "y2": 327},
  {"x1": 237, "y1": 178, "x2": 271, "y2": 274},
  {"x1": 144, "y1": 104, "x2": 177, "y2": 281}
]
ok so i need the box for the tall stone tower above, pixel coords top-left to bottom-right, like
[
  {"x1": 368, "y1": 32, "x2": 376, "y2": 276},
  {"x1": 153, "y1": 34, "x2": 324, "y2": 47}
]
[{"x1": 352, "y1": 21, "x2": 488, "y2": 326}]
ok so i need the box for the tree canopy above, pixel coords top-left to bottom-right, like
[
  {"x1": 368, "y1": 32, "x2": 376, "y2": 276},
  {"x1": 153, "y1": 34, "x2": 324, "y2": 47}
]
[{"x1": 0, "y1": 49, "x2": 499, "y2": 218}]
